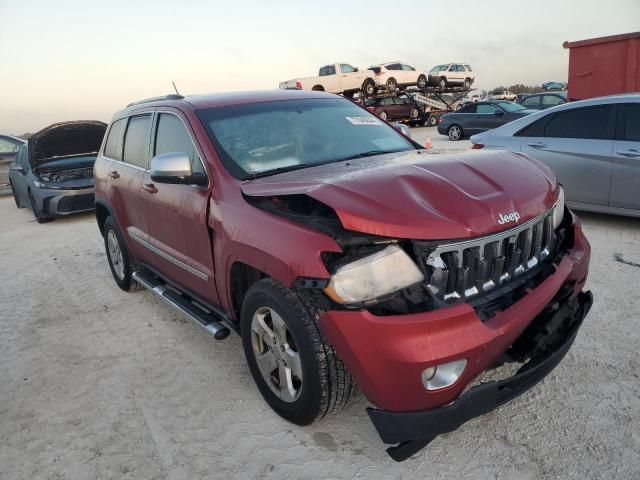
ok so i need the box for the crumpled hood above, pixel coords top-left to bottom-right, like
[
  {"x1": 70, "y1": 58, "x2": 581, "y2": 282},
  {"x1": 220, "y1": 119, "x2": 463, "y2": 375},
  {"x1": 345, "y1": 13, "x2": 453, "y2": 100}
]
[{"x1": 241, "y1": 150, "x2": 559, "y2": 240}]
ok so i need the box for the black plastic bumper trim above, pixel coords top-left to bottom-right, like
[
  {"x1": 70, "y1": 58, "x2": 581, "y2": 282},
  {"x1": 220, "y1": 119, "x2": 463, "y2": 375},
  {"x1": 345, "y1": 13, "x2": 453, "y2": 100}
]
[{"x1": 367, "y1": 290, "x2": 593, "y2": 462}]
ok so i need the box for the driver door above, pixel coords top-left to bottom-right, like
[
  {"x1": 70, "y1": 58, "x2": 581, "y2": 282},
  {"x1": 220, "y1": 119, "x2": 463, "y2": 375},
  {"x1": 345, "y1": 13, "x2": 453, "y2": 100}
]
[
  {"x1": 140, "y1": 109, "x2": 219, "y2": 304},
  {"x1": 339, "y1": 63, "x2": 363, "y2": 91}
]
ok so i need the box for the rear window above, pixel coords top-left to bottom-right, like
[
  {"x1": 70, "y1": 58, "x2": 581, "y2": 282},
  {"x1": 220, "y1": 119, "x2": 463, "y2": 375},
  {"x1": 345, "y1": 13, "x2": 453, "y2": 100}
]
[
  {"x1": 197, "y1": 98, "x2": 415, "y2": 179},
  {"x1": 104, "y1": 118, "x2": 127, "y2": 160},
  {"x1": 319, "y1": 65, "x2": 336, "y2": 76},
  {"x1": 623, "y1": 104, "x2": 640, "y2": 141},
  {"x1": 123, "y1": 115, "x2": 152, "y2": 168}
]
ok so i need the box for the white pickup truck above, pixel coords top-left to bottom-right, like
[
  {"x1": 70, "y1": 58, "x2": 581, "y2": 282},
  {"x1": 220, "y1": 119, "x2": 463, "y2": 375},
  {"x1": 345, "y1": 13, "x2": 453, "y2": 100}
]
[{"x1": 279, "y1": 63, "x2": 378, "y2": 97}]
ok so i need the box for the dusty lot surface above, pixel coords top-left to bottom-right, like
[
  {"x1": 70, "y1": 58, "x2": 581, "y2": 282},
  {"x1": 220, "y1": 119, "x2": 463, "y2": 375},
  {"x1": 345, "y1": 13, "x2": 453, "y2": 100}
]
[{"x1": 1, "y1": 148, "x2": 639, "y2": 479}]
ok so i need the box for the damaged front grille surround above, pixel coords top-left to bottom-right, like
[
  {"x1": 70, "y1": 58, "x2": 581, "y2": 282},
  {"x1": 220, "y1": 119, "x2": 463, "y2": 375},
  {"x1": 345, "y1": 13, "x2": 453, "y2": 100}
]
[{"x1": 413, "y1": 210, "x2": 556, "y2": 304}]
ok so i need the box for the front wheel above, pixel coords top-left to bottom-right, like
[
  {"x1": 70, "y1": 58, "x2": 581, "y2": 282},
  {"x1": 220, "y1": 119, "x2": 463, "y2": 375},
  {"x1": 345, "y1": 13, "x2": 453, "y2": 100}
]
[
  {"x1": 410, "y1": 107, "x2": 420, "y2": 121},
  {"x1": 417, "y1": 75, "x2": 427, "y2": 89},
  {"x1": 386, "y1": 78, "x2": 397, "y2": 91},
  {"x1": 448, "y1": 124, "x2": 463, "y2": 141},
  {"x1": 463, "y1": 78, "x2": 471, "y2": 89},
  {"x1": 379, "y1": 111, "x2": 388, "y2": 121},
  {"x1": 438, "y1": 77, "x2": 447, "y2": 89},
  {"x1": 29, "y1": 191, "x2": 52, "y2": 223},
  {"x1": 362, "y1": 80, "x2": 376, "y2": 97},
  {"x1": 241, "y1": 279, "x2": 354, "y2": 425}
]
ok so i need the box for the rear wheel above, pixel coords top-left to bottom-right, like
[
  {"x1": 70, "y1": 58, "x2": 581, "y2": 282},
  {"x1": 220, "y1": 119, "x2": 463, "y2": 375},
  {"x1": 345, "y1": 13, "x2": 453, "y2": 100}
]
[
  {"x1": 241, "y1": 279, "x2": 354, "y2": 425},
  {"x1": 103, "y1": 216, "x2": 142, "y2": 292},
  {"x1": 386, "y1": 78, "x2": 397, "y2": 91},
  {"x1": 448, "y1": 124, "x2": 463, "y2": 141},
  {"x1": 463, "y1": 78, "x2": 471, "y2": 89},
  {"x1": 362, "y1": 79, "x2": 376, "y2": 97},
  {"x1": 29, "y1": 191, "x2": 52, "y2": 223},
  {"x1": 410, "y1": 107, "x2": 420, "y2": 121},
  {"x1": 417, "y1": 75, "x2": 427, "y2": 89},
  {"x1": 311, "y1": 85, "x2": 324, "y2": 91},
  {"x1": 438, "y1": 77, "x2": 447, "y2": 89},
  {"x1": 428, "y1": 114, "x2": 438, "y2": 127}
]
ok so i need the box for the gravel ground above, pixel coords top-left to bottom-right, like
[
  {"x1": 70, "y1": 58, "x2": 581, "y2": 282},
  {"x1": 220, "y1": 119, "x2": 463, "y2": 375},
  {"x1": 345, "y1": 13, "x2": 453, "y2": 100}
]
[{"x1": 1, "y1": 142, "x2": 639, "y2": 478}]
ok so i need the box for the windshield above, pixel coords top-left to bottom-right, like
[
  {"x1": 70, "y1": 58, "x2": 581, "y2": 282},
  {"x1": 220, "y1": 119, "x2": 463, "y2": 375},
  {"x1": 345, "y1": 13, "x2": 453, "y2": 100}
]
[
  {"x1": 429, "y1": 65, "x2": 447, "y2": 73},
  {"x1": 497, "y1": 102, "x2": 526, "y2": 112},
  {"x1": 197, "y1": 98, "x2": 415, "y2": 179}
]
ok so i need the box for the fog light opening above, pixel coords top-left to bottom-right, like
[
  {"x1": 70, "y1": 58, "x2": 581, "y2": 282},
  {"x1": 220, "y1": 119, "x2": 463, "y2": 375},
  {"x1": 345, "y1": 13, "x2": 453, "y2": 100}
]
[{"x1": 422, "y1": 359, "x2": 467, "y2": 391}]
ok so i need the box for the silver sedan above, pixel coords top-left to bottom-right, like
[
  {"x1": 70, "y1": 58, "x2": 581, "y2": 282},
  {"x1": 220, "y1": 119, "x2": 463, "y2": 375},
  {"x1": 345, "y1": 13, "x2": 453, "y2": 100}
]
[{"x1": 470, "y1": 94, "x2": 640, "y2": 218}]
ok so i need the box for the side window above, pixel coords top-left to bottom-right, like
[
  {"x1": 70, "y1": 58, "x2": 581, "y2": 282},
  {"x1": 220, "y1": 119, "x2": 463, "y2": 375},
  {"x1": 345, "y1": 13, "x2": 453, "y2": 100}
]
[
  {"x1": 544, "y1": 106, "x2": 613, "y2": 140},
  {"x1": 381, "y1": 97, "x2": 394, "y2": 106},
  {"x1": 401, "y1": 64, "x2": 414, "y2": 71},
  {"x1": 340, "y1": 64, "x2": 356, "y2": 74},
  {"x1": 104, "y1": 118, "x2": 127, "y2": 160},
  {"x1": 386, "y1": 64, "x2": 399, "y2": 70},
  {"x1": 154, "y1": 113, "x2": 205, "y2": 176},
  {"x1": 448, "y1": 65, "x2": 455, "y2": 71},
  {"x1": 459, "y1": 104, "x2": 477, "y2": 113},
  {"x1": 542, "y1": 95, "x2": 565, "y2": 107},
  {"x1": 18, "y1": 146, "x2": 29, "y2": 169},
  {"x1": 623, "y1": 104, "x2": 640, "y2": 141},
  {"x1": 319, "y1": 65, "x2": 336, "y2": 76},
  {"x1": 523, "y1": 96, "x2": 540, "y2": 107},
  {"x1": 477, "y1": 104, "x2": 498, "y2": 114},
  {"x1": 516, "y1": 116, "x2": 550, "y2": 137},
  {"x1": 0, "y1": 138, "x2": 20, "y2": 154},
  {"x1": 123, "y1": 115, "x2": 152, "y2": 168}
]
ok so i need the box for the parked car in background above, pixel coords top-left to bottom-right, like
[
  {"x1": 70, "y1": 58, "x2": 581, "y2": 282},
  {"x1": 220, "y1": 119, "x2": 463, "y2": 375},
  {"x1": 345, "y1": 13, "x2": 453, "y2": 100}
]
[
  {"x1": 93, "y1": 89, "x2": 592, "y2": 462},
  {"x1": 367, "y1": 62, "x2": 427, "y2": 91},
  {"x1": 0, "y1": 134, "x2": 26, "y2": 192},
  {"x1": 518, "y1": 92, "x2": 567, "y2": 110},
  {"x1": 427, "y1": 63, "x2": 474, "y2": 89},
  {"x1": 491, "y1": 90, "x2": 517, "y2": 101},
  {"x1": 438, "y1": 101, "x2": 535, "y2": 140},
  {"x1": 364, "y1": 93, "x2": 425, "y2": 124},
  {"x1": 470, "y1": 94, "x2": 640, "y2": 217},
  {"x1": 279, "y1": 63, "x2": 378, "y2": 97},
  {"x1": 542, "y1": 81, "x2": 567, "y2": 90},
  {"x1": 9, "y1": 121, "x2": 106, "y2": 223}
]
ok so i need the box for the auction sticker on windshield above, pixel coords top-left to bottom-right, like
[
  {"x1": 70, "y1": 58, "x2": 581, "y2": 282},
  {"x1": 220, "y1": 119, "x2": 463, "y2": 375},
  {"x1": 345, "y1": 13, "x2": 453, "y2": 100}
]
[{"x1": 346, "y1": 116, "x2": 383, "y2": 126}]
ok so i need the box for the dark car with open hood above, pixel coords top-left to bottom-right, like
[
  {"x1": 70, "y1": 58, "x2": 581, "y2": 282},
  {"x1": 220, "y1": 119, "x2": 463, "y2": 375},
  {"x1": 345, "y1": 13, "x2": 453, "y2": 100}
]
[
  {"x1": 9, "y1": 121, "x2": 106, "y2": 223},
  {"x1": 94, "y1": 90, "x2": 592, "y2": 461}
]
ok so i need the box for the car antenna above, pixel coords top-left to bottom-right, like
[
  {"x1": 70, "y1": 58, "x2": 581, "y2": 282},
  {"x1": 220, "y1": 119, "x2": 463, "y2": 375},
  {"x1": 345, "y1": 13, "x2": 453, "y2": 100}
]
[{"x1": 172, "y1": 81, "x2": 180, "y2": 95}]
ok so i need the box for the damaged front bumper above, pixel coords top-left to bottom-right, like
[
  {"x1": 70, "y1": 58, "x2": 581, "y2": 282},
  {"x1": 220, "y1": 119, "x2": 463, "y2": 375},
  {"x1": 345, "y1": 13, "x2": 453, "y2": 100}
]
[{"x1": 368, "y1": 290, "x2": 593, "y2": 461}]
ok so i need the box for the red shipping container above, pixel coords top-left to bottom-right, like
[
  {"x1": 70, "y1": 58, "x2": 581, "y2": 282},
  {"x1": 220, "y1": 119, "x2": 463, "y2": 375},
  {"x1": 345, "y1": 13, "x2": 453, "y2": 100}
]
[{"x1": 563, "y1": 31, "x2": 640, "y2": 100}]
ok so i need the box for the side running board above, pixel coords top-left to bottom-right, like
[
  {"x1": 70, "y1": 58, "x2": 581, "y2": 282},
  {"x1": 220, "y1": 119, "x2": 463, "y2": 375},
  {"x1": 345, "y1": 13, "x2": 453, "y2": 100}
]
[{"x1": 132, "y1": 270, "x2": 231, "y2": 340}]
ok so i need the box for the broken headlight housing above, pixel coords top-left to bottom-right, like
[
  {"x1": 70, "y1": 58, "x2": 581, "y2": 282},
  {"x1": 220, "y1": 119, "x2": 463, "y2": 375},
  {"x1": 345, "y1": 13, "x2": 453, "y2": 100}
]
[
  {"x1": 324, "y1": 245, "x2": 424, "y2": 305},
  {"x1": 552, "y1": 186, "x2": 565, "y2": 229}
]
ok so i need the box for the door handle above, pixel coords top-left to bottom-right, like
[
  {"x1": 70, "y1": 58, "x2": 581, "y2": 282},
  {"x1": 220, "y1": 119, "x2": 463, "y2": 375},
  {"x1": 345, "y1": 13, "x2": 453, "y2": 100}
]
[
  {"x1": 142, "y1": 183, "x2": 158, "y2": 194},
  {"x1": 616, "y1": 149, "x2": 640, "y2": 158},
  {"x1": 108, "y1": 170, "x2": 120, "y2": 179},
  {"x1": 527, "y1": 142, "x2": 547, "y2": 149}
]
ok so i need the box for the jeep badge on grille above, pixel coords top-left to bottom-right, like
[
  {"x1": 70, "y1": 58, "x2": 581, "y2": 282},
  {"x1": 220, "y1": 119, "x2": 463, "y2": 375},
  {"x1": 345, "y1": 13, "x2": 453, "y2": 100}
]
[{"x1": 498, "y1": 211, "x2": 521, "y2": 225}]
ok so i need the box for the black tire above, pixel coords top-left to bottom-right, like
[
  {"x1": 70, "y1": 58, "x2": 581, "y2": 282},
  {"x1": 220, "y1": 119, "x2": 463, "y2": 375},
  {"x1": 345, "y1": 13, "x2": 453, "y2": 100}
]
[
  {"x1": 438, "y1": 77, "x2": 447, "y2": 89},
  {"x1": 417, "y1": 75, "x2": 427, "y2": 89},
  {"x1": 10, "y1": 181, "x2": 22, "y2": 208},
  {"x1": 463, "y1": 78, "x2": 471, "y2": 89},
  {"x1": 29, "y1": 191, "x2": 52, "y2": 223},
  {"x1": 409, "y1": 107, "x2": 420, "y2": 121},
  {"x1": 379, "y1": 110, "x2": 388, "y2": 121},
  {"x1": 428, "y1": 114, "x2": 438, "y2": 127},
  {"x1": 386, "y1": 78, "x2": 397, "y2": 91},
  {"x1": 103, "y1": 216, "x2": 142, "y2": 292},
  {"x1": 448, "y1": 124, "x2": 464, "y2": 141},
  {"x1": 362, "y1": 79, "x2": 376, "y2": 97},
  {"x1": 241, "y1": 278, "x2": 354, "y2": 425}
]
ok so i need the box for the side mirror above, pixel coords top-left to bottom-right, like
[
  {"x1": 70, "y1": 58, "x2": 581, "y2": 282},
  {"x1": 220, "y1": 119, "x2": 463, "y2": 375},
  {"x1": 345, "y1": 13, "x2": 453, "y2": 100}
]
[
  {"x1": 393, "y1": 123, "x2": 412, "y2": 138},
  {"x1": 10, "y1": 164, "x2": 25, "y2": 174},
  {"x1": 150, "y1": 152, "x2": 207, "y2": 185},
  {"x1": 354, "y1": 67, "x2": 359, "y2": 72}
]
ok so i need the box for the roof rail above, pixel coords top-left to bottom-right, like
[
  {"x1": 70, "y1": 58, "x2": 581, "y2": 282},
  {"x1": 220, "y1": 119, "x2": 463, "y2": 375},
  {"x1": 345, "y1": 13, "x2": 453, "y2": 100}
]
[{"x1": 126, "y1": 94, "x2": 185, "y2": 108}]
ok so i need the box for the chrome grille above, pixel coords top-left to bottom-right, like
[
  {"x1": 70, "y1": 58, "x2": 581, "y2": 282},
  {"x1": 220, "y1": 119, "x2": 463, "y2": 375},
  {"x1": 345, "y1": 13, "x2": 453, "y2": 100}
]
[{"x1": 414, "y1": 210, "x2": 555, "y2": 303}]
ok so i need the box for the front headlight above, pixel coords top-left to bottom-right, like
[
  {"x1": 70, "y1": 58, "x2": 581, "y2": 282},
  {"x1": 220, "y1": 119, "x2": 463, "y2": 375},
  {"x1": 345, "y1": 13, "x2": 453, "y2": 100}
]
[
  {"x1": 324, "y1": 245, "x2": 424, "y2": 304},
  {"x1": 552, "y1": 186, "x2": 565, "y2": 229}
]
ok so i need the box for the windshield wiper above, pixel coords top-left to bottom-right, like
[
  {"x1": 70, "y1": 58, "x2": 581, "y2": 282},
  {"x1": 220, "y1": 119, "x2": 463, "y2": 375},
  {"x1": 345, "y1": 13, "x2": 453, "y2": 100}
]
[
  {"x1": 338, "y1": 149, "x2": 409, "y2": 162},
  {"x1": 243, "y1": 163, "x2": 312, "y2": 180}
]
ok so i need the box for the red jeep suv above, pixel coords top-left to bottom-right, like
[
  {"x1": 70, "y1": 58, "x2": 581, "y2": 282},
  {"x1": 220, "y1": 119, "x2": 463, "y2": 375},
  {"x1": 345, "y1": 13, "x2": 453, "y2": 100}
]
[{"x1": 94, "y1": 90, "x2": 592, "y2": 461}]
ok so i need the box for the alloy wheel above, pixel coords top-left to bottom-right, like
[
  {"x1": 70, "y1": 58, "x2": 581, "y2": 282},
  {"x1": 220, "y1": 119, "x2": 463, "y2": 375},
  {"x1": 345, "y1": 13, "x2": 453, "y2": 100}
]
[
  {"x1": 250, "y1": 306, "x2": 303, "y2": 403},
  {"x1": 449, "y1": 125, "x2": 462, "y2": 141},
  {"x1": 107, "y1": 230, "x2": 125, "y2": 280}
]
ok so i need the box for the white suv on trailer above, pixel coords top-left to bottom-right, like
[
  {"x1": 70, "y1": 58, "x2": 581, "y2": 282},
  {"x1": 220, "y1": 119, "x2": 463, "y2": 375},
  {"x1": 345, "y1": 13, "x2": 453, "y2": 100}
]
[
  {"x1": 428, "y1": 63, "x2": 475, "y2": 89},
  {"x1": 367, "y1": 62, "x2": 428, "y2": 91}
]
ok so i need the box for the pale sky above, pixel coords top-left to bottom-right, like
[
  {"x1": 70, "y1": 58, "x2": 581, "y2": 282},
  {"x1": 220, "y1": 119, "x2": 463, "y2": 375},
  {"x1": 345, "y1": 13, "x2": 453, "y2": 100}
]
[{"x1": 1, "y1": 0, "x2": 639, "y2": 134}]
